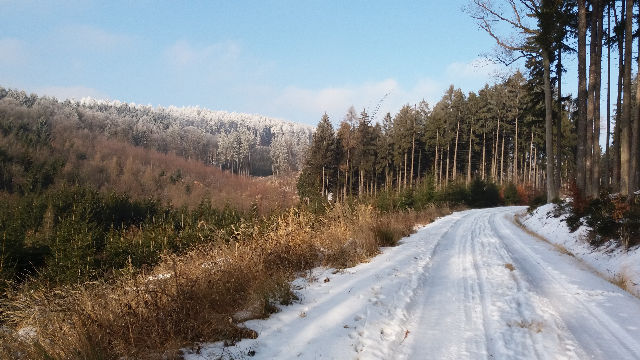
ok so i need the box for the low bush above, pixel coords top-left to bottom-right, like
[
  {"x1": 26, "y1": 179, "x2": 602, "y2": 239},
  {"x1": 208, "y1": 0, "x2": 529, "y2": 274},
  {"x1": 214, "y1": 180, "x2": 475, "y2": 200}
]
[
  {"x1": 561, "y1": 192, "x2": 640, "y2": 249},
  {"x1": 467, "y1": 179, "x2": 501, "y2": 208},
  {"x1": 502, "y1": 182, "x2": 520, "y2": 205},
  {"x1": 0, "y1": 186, "x2": 248, "y2": 293}
]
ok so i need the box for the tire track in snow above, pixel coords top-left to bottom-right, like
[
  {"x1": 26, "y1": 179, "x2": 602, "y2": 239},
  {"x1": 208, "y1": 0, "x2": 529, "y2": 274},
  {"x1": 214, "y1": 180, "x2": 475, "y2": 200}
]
[
  {"x1": 356, "y1": 210, "x2": 472, "y2": 359},
  {"x1": 492, "y1": 209, "x2": 640, "y2": 360},
  {"x1": 401, "y1": 208, "x2": 583, "y2": 359}
]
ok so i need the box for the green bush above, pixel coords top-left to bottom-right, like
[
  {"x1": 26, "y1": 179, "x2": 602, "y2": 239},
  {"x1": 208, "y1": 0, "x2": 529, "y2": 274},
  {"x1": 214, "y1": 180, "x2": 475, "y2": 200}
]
[
  {"x1": 467, "y1": 179, "x2": 501, "y2": 208},
  {"x1": 0, "y1": 186, "x2": 249, "y2": 292},
  {"x1": 527, "y1": 193, "x2": 547, "y2": 212},
  {"x1": 502, "y1": 182, "x2": 520, "y2": 205},
  {"x1": 437, "y1": 183, "x2": 469, "y2": 204}
]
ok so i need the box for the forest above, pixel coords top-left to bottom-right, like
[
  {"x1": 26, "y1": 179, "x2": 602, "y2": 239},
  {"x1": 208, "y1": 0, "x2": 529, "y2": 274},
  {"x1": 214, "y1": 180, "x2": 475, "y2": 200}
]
[{"x1": 299, "y1": 0, "x2": 640, "y2": 213}]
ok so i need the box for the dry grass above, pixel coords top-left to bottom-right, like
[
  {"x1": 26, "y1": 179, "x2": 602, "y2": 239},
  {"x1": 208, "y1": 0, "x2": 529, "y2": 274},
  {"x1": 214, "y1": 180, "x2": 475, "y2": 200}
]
[
  {"x1": 504, "y1": 263, "x2": 516, "y2": 272},
  {"x1": 610, "y1": 269, "x2": 640, "y2": 297},
  {"x1": 513, "y1": 214, "x2": 575, "y2": 258},
  {"x1": 507, "y1": 320, "x2": 544, "y2": 333},
  {"x1": 0, "y1": 204, "x2": 453, "y2": 359}
]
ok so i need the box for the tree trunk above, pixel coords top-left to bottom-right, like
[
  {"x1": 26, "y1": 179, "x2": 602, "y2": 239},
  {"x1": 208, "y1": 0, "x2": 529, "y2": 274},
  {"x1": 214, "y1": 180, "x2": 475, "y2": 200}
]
[
  {"x1": 613, "y1": 1, "x2": 624, "y2": 190},
  {"x1": 446, "y1": 143, "x2": 450, "y2": 185},
  {"x1": 344, "y1": 157, "x2": 349, "y2": 199},
  {"x1": 586, "y1": 0, "x2": 599, "y2": 197},
  {"x1": 403, "y1": 151, "x2": 408, "y2": 189},
  {"x1": 439, "y1": 152, "x2": 444, "y2": 189},
  {"x1": 482, "y1": 127, "x2": 486, "y2": 180},
  {"x1": 632, "y1": 7, "x2": 640, "y2": 194},
  {"x1": 534, "y1": 145, "x2": 538, "y2": 189},
  {"x1": 494, "y1": 119, "x2": 500, "y2": 180},
  {"x1": 593, "y1": 1, "x2": 603, "y2": 197},
  {"x1": 605, "y1": 4, "x2": 611, "y2": 187},
  {"x1": 500, "y1": 129, "x2": 505, "y2": 184},
  {"x1": 543, "y1": 50, "x2": 558, "y2": 201},
  {"x1": 417, "y1": 150, "x2": 422, "y2": 184},
  {"x1": 468, "y1": 124, "x2": 473, "y2": 184},
  {"x1": 322, "y1": 166, "x2": 325, "y2": 197},
  {"x1": 514, "y1": 116, "x2": 519, "y2": 184},
  {"x1": 556, "y1": 47, "x2": 563, "y2": 193},
  {"x1": 577, "y1": 0, "x2": 588, "y2": 195},
  {"x1": 621, "y1": 0, "x2": 633, "y2": 196},
  {"x1": 435, "y1": 130, "x2": 440, "y2": 189},
  {"x1": 410, "y1": 127, "x2": 415, "y2": 187},
  {"x1": 529, "y1": 130, "x2": 534, "y2": 184},
  {"x1": 453, "y1": 118, "x2": 460, "y2": 182}
]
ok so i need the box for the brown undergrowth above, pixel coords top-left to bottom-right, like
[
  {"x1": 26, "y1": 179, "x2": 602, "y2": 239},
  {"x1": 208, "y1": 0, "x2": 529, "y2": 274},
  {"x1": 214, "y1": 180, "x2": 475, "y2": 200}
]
[{"x1": 0, "y1": 203, "x2": 453, "y2": 359}]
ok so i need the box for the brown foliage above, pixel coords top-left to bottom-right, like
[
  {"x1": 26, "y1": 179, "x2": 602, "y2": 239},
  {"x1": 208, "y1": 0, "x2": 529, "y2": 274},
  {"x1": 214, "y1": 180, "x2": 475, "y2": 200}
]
[
  {"x1": 52, "y1": 130, "x2": 297, "y2": 214},
  {"x1": 569, "y1": 180, "x2": 588, "y2": 214}
]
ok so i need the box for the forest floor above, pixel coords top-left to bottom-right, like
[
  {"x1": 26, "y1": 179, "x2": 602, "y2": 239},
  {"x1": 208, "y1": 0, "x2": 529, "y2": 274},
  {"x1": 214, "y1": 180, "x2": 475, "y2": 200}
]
[{"x1": 183, "y1": 207, "x2": 640, "y2": 360}]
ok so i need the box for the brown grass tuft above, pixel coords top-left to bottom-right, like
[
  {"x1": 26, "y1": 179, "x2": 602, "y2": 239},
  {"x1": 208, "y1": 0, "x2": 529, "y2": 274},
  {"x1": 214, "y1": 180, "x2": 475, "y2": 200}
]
[{"x1": 504, "y1": 263, "x2": 516, "y2": 272}]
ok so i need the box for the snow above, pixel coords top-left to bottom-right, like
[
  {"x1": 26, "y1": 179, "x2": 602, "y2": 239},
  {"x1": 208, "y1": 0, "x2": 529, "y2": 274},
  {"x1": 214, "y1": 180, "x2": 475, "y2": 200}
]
[
  {"x1": 184, "y1": 207, "x2": 640, "y2": 360},
  {"x1": 520, "y1": 203, "x2": 640, "y2": 297}
]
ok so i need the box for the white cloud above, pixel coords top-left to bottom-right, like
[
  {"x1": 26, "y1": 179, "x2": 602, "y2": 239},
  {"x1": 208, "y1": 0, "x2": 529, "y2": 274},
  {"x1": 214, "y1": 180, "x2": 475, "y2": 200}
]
[
  {"x1": 445, "y1": 57, "x2": 510, "y2": 90},
  {"x1": 55, "y1": 25, "x2": 132, "y2": 52},
  {"x1": 254, "y1": 58, "x2": 511, "y2": 125},
  {"x1": 0, "y1": 38, "x2": 28, "y2": 65},
  {"x1": 166, "y1": 40, "x2": 241, "y2": 68},
  {"x1": 33, "y1": 85, "x2": 108, "y2": 101},
  {"x1": 270, "y1": 78, "x2": 442, "y2": 125}
]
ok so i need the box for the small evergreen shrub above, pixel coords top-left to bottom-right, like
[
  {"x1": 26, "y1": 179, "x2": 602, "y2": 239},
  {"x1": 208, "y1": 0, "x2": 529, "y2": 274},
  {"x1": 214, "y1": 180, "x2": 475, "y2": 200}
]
[
  {"x1": 467, "y1": 179, "x2": 500, "y2": 208},
  {"x1": 503, "y1": 182, "x2": 521, "y2": 205}
]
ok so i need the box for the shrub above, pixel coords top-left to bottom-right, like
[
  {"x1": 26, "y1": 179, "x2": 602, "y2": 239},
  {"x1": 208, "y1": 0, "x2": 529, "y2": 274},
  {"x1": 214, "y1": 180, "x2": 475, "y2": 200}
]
[
  {"x1": 438, "y1": 182, "x2": 469, "y2": 205},
  {"x1": 503, "y1": 182, "x2": 521, "y2": 205},
  {"x1": 562, "y1": 192, "x2": 640, "y2": 249},
  {"x1": 527, "y1": 193, "x2": 547, "y2": 212},
  {"x1": 467, "y1": 179, "x2": 500, "y2": 208}
]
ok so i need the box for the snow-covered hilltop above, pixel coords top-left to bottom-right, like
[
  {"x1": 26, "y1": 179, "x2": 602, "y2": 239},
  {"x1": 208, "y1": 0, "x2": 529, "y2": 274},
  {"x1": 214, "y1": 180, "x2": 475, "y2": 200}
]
[{"x1": 0, "y1": 87, "x2": 313, "y2": 176}]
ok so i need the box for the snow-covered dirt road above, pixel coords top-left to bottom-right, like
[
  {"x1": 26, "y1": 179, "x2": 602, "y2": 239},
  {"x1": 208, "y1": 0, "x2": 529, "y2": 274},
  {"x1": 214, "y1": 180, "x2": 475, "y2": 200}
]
[{"x1": 186, "y1": 207, "x2": 640, "y2": 360}]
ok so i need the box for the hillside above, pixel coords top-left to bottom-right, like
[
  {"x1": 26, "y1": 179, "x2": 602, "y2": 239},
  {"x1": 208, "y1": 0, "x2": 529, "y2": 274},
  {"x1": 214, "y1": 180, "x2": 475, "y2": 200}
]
[{"x1": 0, "y1": 86, "x2": 313, "y2": 177}]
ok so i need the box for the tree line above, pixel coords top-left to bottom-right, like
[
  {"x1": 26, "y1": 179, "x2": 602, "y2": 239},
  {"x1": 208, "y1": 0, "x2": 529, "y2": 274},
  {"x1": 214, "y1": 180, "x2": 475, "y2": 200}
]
[
  {"x1": 300, "y1": 0, "x2": 640, "y2": 204},
  {"x1": 298, "y1": 71, "x2": 560, "y2": 203}
]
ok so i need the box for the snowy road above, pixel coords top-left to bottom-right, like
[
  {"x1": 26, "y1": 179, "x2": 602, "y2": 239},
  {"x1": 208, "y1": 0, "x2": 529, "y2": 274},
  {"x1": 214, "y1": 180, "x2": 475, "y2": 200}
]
[{"x1": 187, "y1": 207, "x2": 640, "y2": 360}]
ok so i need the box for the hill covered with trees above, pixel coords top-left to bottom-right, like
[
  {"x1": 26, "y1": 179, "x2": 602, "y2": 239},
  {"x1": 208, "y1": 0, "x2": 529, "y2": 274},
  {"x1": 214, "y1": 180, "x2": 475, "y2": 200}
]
[{"x1": 0, "y1": 87, "x2": 313, "y2": 178}]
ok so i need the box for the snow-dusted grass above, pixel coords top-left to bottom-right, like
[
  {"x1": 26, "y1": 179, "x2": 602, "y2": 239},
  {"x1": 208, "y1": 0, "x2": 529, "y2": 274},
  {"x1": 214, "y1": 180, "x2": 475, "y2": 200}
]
[{"x1": 519, "y1": 203, "x2": 640, "y2": 297}]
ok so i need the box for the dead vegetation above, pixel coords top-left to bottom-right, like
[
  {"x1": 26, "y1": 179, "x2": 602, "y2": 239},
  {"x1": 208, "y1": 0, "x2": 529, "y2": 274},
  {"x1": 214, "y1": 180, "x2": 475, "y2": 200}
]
[
  {"x1": 507, "y1": 319, "x2": 544, "y2": 333},
  {"x1": 504, "y1": 263, "x2": 516, "y2": 272},
  {"x1": 0, "y1": 204, "x2": 452, "y2": 359}
]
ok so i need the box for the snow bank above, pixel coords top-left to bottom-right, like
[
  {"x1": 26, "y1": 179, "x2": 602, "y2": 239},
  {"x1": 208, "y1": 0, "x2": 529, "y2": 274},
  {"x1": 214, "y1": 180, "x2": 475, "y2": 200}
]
[{"x1": 519, "y1": 203, "x2": 640, "y2": 297}]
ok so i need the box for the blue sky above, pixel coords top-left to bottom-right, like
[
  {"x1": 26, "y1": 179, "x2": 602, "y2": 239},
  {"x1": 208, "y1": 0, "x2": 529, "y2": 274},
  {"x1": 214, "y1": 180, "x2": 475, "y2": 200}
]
[{"x1": 0, "y1": 0, "x2": 588, "y2": 126}]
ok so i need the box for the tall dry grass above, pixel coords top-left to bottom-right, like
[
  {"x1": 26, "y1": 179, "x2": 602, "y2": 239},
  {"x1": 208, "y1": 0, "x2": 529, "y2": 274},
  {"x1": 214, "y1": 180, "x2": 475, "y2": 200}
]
[{"x1": 0, "y1": 204, "x2": 453, "y2": 359}]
